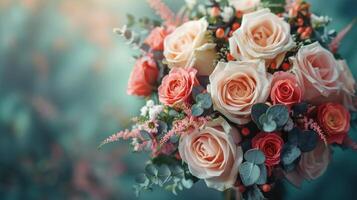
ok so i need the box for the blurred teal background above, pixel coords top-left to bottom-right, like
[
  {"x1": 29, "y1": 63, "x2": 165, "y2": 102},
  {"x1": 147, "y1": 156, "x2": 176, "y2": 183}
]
[{"x1": 0, "y1": 0, "x2": 356, "y2": 199}]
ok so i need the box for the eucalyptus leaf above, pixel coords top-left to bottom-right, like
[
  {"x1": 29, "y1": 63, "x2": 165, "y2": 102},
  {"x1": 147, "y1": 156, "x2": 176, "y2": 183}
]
[
  {"x1": 145, "y1": 164, "x2": 158, "y2": 177},
  {"x1": 191, "y1": 104, "x2": 204, "y2": 116},
  {"x1": 195, "y1": 93, "x2": 212, "y2": 109},
  {"x1": 256, "y1": 164, "x2": 267, "y2": 185},
  {"x1": 157, "y1": 164, "x2": 172, "y2": 185},
  {"x1": 298, "y1": 130, "x2": 318, "y2": 152},
  {"x1": 259, "y1": 114, "x2": 277, "y2": 132},
  {"x1": 181, "y1": 178, "x2": 194, "y2": 189},
  {"x1": 267, "y1": 104, "x2": 289, "y2": 127},
  {"x1": 244, "y1": 149, "x2": 266, "y2": 165},
  {"x1": 292, "y1": 102, "x2": 308, "y2": 117},
  {"x1": 239, "y1": 162, "x2": 260, "y2": 186},
  {"x1": 140, "y1": 130, "x2": 151, "y2": 141},
  {"x1": 244, "y1": 185, "x2": 266, "y2": 200},
  {"x1": 251, "y1": 103, "x2": 269, "y2": 125},
  {"x1": 281, "y1": 144, "x2": 301, "y2": 165},
  {"x1": 135, "y1": 173, "x2": 149, "y2": 187}
]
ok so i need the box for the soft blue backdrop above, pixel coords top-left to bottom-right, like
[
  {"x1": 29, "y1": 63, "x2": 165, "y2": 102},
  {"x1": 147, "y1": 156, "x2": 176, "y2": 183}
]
[{"x1": 0, "y1": 0, "x2": 356, "y2": 199}]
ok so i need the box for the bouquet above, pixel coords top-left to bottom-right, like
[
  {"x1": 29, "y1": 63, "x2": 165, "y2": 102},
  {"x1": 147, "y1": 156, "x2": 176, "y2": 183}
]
[{"x1": 100, "y1": 0, "x2": 357, "y2": 199}]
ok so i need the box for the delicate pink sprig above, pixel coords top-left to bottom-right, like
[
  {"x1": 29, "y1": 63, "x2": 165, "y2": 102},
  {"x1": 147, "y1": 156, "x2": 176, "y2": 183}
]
[
  {"x1": 329, "y1": 19, "x2": 356, "y2": 53},
  {"x1": 98, "y1": 129, "x2": 141, "y2": 149},
  {"x1": 342, "y1": 136, "x2": 357, "y2": 151},
  {"x1": 146, "y1": 0, "x2": 176, "y2": 26},
  {"x1": 303, "y1": 117, "x2": 328, "y2": 145}
]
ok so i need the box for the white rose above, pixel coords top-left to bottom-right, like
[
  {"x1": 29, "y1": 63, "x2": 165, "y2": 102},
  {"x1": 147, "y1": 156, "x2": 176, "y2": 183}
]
[
  {"x1": 229, "y1": 9, "x2": 295, "y2": 66},
  {"x1": 208, "y1": 60, "x2": 271, "y2": 124},
  {"x1": 164, "y1": 18, "x2": 217, "y2": 76},
  {"x1": 179, "y1": 117, "x2": 243, "y2": 191},
  {"x1": 229, "y1": 0, "x2": 261, "y2": 13}
]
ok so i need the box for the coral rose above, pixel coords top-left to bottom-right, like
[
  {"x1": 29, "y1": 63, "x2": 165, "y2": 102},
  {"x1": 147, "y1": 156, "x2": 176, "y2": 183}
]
[
  {"x1": 317, "y1": 103, "x2": 350, "y2": 144},
  {"x1": 127, "y1": 55, "x2": 158, "y2": 97},
  {"x1": 270, "y1": 71, "x2": 303, "y2": 108},
  {"x1": 229, "y1": 9, "x2": 295, "y2": 67},
  {"x1": 163, "y1": 18, "x2": 217, "y2": 76},
  {"x1": 145, "y1": 27, "x2": 169, "y2": 51},
  {"x1": 208, "y1": 60, "x2": 271, "y2": 124},
  {"x1": 229, "y1": 0, "x2": 261, "y2": 13},
  {"x1": 252, "y1": 132, "x2": 284, "y2": 167},
  {"x1": 298, "y1": 141, "x2": 331, "y2": 180},
  {"x1": 158, "y1": 68, "x2": 198, "y2": 106},
  {"x1": 178, "y1": 117, "x2": 243, "y2": 191}
]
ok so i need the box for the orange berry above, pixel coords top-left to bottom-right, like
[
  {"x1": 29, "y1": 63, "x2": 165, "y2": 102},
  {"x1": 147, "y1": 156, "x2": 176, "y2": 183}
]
[
  {"x1": 270, "y1": 62, "x2": 278, "y2": 69},
  {"x1": 261, "y1": 184, "x2": 271, "y2": 192},
  {"x1": 216, "y1": 28, "x2": 225, "y2": 38},
  {"x1": 241, "y1": 127, "x2": 250, "y2": 136},
  {"x1": 239, "y1": 185, "x2": 246, "y2": 193},
  {"x1": 297, "y1": 27, "x2": 305, "y2": 34},
  {"x1": 227, "y1": 53, "x2": 235, "y2": 61},
  {"x1": 282, "y1": 62, "x2": 290, "y2": 71},
  {"x1": 211, "y1": 7, "x2": 220, "y2": 17},
  {"x1": 232, "y1": 22, "x2": 241, "y2": 31},
  {"x1": 236, "y1": 10, "x2": 243, "y2": 18}
]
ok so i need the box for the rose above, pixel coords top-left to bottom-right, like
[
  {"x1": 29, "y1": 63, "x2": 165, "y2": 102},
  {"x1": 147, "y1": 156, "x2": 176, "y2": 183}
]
[
  {"x1": 317, "y1": 103, "x2": 350, "y2": 144},
  {"x1": 270, "y1": 71, "x2": 303, "y2": 108},
  {"x1": 158, "y1": 68, "x2": 198, "y2": 106},
  {"x1": 292, "y1": 42, "x2": 342, "y2": 104},
  {"x1": 229, "y1": 9, "x2": 295, "y2": 66},
  {"x1": 178, "y1": 117, "x2": 243, "y2": 191},
  {"x1": 229, "y1": 0, "x2": 261, "y2": 13},
  {"x1": 252, "y1": 132, "x2": 284, "y2": 167},
  {"x1": 298, "y1": 141, "x2": 331, "y2": 180},
  {"x1": 127, "y1": 55, "x2": 158, "y2": 97},
  {"x1": 163, "y1": 18, "x2": 217, "y2": 76},
  {"x1": 144, "y1": 27, "x2": 169, "y2": 51},
  {"x1": 337, "y1": 60, "x2": 357, "y2": 111},
  {"x1": 208, "y1": 60, "x2": 271, "y2": 124}
]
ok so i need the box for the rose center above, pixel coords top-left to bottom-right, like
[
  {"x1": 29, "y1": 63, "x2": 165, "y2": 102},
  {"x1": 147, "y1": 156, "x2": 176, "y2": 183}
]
[{"x1": 252, "y1": 22, "x2": 273, "y2": 47}]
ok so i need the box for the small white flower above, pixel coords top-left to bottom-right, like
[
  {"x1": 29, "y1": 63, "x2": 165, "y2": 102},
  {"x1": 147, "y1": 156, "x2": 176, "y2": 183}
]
[
  {"x1": 131, "y1": 138, "x2": 140, "y2": 151},
  {"x1": 198, "y1": 4, "x2": 207, "y2": 15},
  {"x1": 221, "y1": 7, "x2": 234, "y2": 23},
  {"x1": 146, "y1": 100, "x2": 155, "y2": 107},
  {"x1": 311, "y1": 14, "x2": 331, "y2": 27},
  {"x1": 140, "y1": 106, "x2": 148, "y2": 116},
  {"x1": 185, "y1": 0, "x2": 197, "y2": 9},
  {"x1": 149, "y1": 105, "x2": 164, "y2": 120}
]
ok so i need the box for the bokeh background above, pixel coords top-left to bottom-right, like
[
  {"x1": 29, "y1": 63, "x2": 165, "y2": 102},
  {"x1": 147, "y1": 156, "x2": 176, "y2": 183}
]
[{"x1": 0, "y1": 0, "x2": 356, "y2": 199}]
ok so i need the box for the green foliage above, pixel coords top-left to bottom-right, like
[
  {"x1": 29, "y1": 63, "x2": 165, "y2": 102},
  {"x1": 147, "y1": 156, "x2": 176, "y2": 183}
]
[
  {"x1": 244, "y1": 185, "x2": 267, "y2": 200},
  {"x1": 281, "y1": 144, "x2": 301, "y2": 165},
  {"x1": 192, "y1": 93, "x2": 213, "y2": 117},
  {"x1": 251, "y1": 104, "x2": 290, "y2": 132},
  {"x1": 244, "y1": 149, "x2": 266, "y2": 165},
  {"x1": 240, "y1": 149, "x2": 267, "y2": 186},
  {"x1": 239, "y1": 162, "x2": 261, "y2": 186}
]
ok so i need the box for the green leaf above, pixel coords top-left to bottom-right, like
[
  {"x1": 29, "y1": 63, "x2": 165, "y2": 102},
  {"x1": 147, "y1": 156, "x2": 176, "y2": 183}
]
[
  {"x1": 140, "y1": 130, "x2": 151, "y2": 141},
  {"x1": 135, "y1": 173, "x2": 150, "y2": 187},
  {"x1": 157, "y1": 164, "x2": 172, "y2": 186},
  {"x1": 298, "y1": 130, "x2": 318, "y2": 152},
  {"x1": 251, "y1": 103, "x2": 269, "y2": 125},
  {"x1": 281, "y1": 145, "x2": 301, "y2": 165},
  {"x1": 195, "y1": 93, "x2": 212, "y2": 109},
  {"x1": 126, "y1": 14, "x2": 135, "y2": 27},
  {"x1": 245, "y1": 185, "x2": 266, "y2": 200},
  {"x1": 181, "y1": 178, "x2": 194, "y2": 189},
  {"x1": 244, "y1": 149, "x2": 266, "y2": 165},
  {"x1": 239, "y1": 162, "x2": 261, "y2": 186},
  {"x1": 170, "y1": 165, "x2": 185, "y2": 179},
  {"x1": 145, "y1": 164, "x2": 158, "y2": 184},
  {"x1": 267, "y1": 104, "x2": 289, "y2": 127},
  {"x1": 191, "y1": 104, "x2": 204, "y2": 116},
  {"x1": 259, "y1": 114, "x2": 277, "y2": 132},
  {"x1": 256, "y1": 164, "x2": 267, "y2": 185}
]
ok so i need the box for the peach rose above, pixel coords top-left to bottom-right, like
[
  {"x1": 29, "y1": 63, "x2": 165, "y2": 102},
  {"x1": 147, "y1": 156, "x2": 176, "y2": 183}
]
[
  {"x1": 208, "y1": 60, "x2": 271, "y2": 124},
  {"x1": 158, "y1": 68, "x2": 198, "y2": 106},
  {"x1": 337, "y1": 60, "x2": 357, "y2": 111},
  {"x1": 229, "y1": 0, "x2": 261, "y2": 13},
  {"x1": 178, "y1": 117, "x2": 243, "y2": 191},
  {"x1": 229, "y1": 9, "x2": 295, "y2": 66},
  {"x1": 298, "y1": 141, "x2": 331, "y2": 180},
  {"x1": 292, "y1": 42, "x2": 342, "y2": 104},
  {"x1": 163, "y1": 18, "x2": 217, "y2": 76},
  {"x1": 145, "y1": 27, "x2": 169, "y2": 51},
  {"x1": 270, "y1": 71, "x2": 303, "y2": 108},
  {"x1": 317, "y1": 103, "x2": 350, "y2": 144},
  {"x1": 127, "y1": 55, "x2": 158, "y2": 96}
]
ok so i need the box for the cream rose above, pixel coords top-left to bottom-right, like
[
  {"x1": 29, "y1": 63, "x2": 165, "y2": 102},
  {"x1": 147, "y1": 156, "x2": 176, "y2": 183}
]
[
  {"x1": 298, "y1": 142, "x2": 331, "y2": 180},
  {"x1": 229, "y1": 9, "x2": 295, "y2": 66},
  {"x1": 229, "y1": 0, "x2": 261, "y2": 13},
  {"x1": 178, "y1": 117, "x2": 243, "y2": 191},
  {"x1": 163, "y1": 18, "x2": 217, "y2": 76},
  {"x1": 208, "y1": 60, "x2": 271, "y2": 124},
  {"x1": 292, "y1": 42, "x2": 344, "y2": 104}
]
